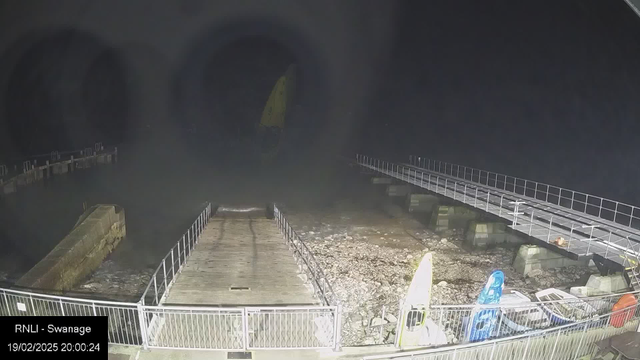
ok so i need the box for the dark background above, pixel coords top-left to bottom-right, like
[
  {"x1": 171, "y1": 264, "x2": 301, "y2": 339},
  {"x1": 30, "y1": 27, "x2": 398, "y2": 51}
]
[{"x1": 1, "y1": 0, "x2": 640, "y2": 204}]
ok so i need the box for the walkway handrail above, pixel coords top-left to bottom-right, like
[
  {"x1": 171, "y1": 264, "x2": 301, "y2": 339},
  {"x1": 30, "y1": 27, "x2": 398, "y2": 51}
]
[
  {"x1": 362, "y1": 302, "x2": 640, "y2": 359},
  {"x1": 140, "y1": 203, "x2": 213, "y2": 306},
  {"x1": 406, "y1": 154, "x2": 640, "y2": 287},
  {"x1": 430, "y1": 290, "x2": 640, "y2": 309},
  {"x1": 408, "y1": 155, "x2": 640, "y2": 231},
  {"x1": 1, "y1": 142, "x2": 106, "y2": 177},
  {"x1": 273, "y1": 204, "x2": 339, "y2": 307}
]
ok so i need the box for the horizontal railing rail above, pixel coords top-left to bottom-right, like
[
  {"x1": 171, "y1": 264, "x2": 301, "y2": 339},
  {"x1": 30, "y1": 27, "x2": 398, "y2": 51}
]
[
  {"x1": 140, "y1": 203, "x2": 212, "y2": 306},
  {"x1": 363, "y1": 302, "x2": 640, "y2": 360},
  {"x1": 1, "y1": 142, "x2": 107, "y2": 178},
  {"x1": 409, "y1": 156, "x2": 640, "y2": 231},
  {"x1": 274, "y1": 204, "x2": 339, "y2": 307},
  {"x1": 1, "y1": 287, "x2": 143, "y2": 346},
  {"x1": 141, "y1": 304, "x2": 340, "y2": 351},
  {"x1": 355, "y1": 154, "x2": 640, "y2": 270},
  {"x1": 427, "y1": 291, "x2": 639, "y2": 345}
]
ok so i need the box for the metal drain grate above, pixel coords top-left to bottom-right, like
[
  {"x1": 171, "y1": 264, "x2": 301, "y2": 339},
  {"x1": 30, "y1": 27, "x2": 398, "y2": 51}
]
[
  {"x1": 229, "y1": 287, "x2": 251, "y2": 291},
  {"x1": 227, "y1": 351, "x2": 252, "y2": 359}
]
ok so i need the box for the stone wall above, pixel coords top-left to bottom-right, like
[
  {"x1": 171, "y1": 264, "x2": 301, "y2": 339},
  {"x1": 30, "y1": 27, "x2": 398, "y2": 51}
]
[{"x1": 15, "y1": 204, "x2": 126, "y2": 291}]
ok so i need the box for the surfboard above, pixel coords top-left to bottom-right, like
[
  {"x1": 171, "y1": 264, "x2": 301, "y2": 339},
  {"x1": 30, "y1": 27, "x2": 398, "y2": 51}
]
[
  {"x1": 257, "y1": 64, "x2": 296, "y2": 165},
  {"x1": 466, "y1": 270, "x2": 504, "y2": 342},
  {"x1": 397, "y1": 253, "x2": 446, "y2": 347}
]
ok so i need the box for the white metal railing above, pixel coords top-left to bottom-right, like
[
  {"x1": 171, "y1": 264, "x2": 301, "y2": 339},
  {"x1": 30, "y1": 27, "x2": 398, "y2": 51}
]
[
  {"x1": 274, "y1": 204, "x2": 339, "y2": 307},
  {"x1": 140, "y1": 203, "x2": 212, "y2": 306},
  {"x1": 409, "y1": 156, "x2": 640, "y2": 231},
  {"x1": 363, "y1": 302, "x2": 640, "y2": 360},
  {"x1": 1, "y1": 287, "x2": 143, "y2": 345},
  {"x1": 424, "y1": 290, "x2": 639, "y2": 345},
  {"x1": 355, "y1": 154, "x2": 640, "y2": 272},
  {"x1": 141, "y1": 305, "x2": 340, "y2": 350}
]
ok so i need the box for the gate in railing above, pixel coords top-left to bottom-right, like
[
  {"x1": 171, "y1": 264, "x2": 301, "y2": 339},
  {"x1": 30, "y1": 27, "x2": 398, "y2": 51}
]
[{"x1": 141, "y1": 305, "x2": 340, "y2": 350}]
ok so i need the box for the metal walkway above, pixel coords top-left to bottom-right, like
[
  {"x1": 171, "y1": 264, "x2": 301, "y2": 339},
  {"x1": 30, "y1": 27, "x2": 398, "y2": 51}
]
[
  {"x1": 164, "y1": 207, "x2": 318, "y2": 306},
  {"x1": 356, "y1": 155, "x2": 640, "y2": 278}
]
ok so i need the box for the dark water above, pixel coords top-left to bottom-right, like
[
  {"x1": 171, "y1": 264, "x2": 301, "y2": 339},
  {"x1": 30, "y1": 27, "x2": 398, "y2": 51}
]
[{"x1": 0, "y1": 140, "x2": 351, "y2": 286}]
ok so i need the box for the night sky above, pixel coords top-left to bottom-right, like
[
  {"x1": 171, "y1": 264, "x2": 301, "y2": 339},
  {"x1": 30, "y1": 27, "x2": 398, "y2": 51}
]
[{"x1": 1, "y1": 0, "x2": 640, "y2": 204}]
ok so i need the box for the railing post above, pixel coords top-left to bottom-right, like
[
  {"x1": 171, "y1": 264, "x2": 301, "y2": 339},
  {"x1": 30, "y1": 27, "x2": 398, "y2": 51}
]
[
  {"x1": 3, "y1": 290, "x2": 12, "y2": 315},
  {"x1": 573, "y1": 322, "x2": 590, "y2": 358},
  {"x1": 334, "y1": 305, "x2": 343, "y2": 352},
  {"x1": 171, "y1": 248, "x2": 176, "y2": 280},
  {"x1": 153, "y1": 275, "x2": 158, "y2": 305},
  {"x1": 242, "y1": 308, "x2": 249, "y2": 350},
  {"x1": 474, "y1": 188, "x2": 478, "y2": 207},
  {"x1": 177, "y1": 240, "x2": 182, "y2": 268},
  {"x1": 463, "y1": 184, "x2": 467, "y2": 204},
  {"x1": 547, "y1": 216, "x2": 554, "y2": 243},
  {"x1": 521, "y1": 336, "x2": 532, "y2": 360},
  {"x1": 137, "y1": 301, "x2": 149, "y2": 349},
  {"x1": 548, "y1": 330, "x2": 562, "y2": 359},
  {"x1": 29, "y1": 294, "x2": 36, "y2": 315},
  {"x1": 529, "y1": 210, "x2": 534, "y2": 236},
  {"x1": 486, "y1": 191, "x2": 490, "y2": 211},
  {"x1": 453, "y1": 182, "x2": 457, "y2": 200},
  {"x1": 162, "y1": 260, "x2": 168, "y2": 293}
]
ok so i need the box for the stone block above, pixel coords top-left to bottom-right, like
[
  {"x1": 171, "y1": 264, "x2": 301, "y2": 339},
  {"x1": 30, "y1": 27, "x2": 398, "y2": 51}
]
[
  {"x1": 371, "y1": 177, "x2": 393, "y2": 185},
  {"x1": 465, "y1": 221, "x2": 525, "y2": 247},
  {"x1": 52, "y1": 163, "x2": 69, "y2": 175},
  {"x1": 430, "y1": 205, "x2": 478, "y2": 232},
  {"x1": 585, "y1": 274, "x2": 629, "y2": 293},
  {"x1": 406, "y1": 194, "x2": 439, "y2": 213},
  {"x1": 387, "y1": 184, "x2": 411, "y2": 197},
  {"x1": 513, "y1": 244, "x2": 590, "y2": 276}
]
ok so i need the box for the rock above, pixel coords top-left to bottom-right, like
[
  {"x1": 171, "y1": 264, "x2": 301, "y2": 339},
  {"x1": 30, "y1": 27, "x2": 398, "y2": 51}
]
[
  {"x1": 363, "y1": 338, "x2": 376, "y2": 345},
  {"x1": 370, "y1": 318, "x2": 387, "y2": 326},
  {"x1": 440, "y1": 238, "x2": 448, "y2": 244},
  {"x1": 385, "y1": 314, "x2": 398, "y2": 323},
  {"x1": 407, "y1": 254, "x2": 413, "y2": 259},
  {"x1": 437, "y1": 281, "x2": 448, "y2": 287},
  {"x1": 309, "y1": 231, "x2": 315, "y2": 235}
]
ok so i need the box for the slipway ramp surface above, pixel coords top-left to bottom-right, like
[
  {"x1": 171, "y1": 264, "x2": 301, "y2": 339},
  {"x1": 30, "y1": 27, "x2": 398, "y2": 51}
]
[{"x1": 164, "y1": 207, "x2": 318, "y2": 306}]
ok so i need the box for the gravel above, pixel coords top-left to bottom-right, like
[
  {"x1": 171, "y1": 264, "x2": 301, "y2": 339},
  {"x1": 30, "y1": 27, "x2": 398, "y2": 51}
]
[{"x1": 287, "y1": 200, "x2": 597, "y2": 346}]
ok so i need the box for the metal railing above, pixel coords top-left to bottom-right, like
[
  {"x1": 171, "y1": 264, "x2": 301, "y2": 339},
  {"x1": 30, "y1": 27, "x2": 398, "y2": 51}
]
[
  {"x1": 141, "y1": 203, "x2": 212, "y2": 306},
  {"x1": 408, "y1": 156, "x2": 640, "y2": 231},
  {"x1": 363, "y1": 302, "x2": 640, "y2": 360},
  {"x1": 274, "y1": 204, "x2": 338, "y2": 307},
  {"x1": 141, "y1": 305, "x2": 340, "y2": 350},
  {"x1": 425, "y1": 290, "x2": 639, "y2": 345},
  {"x1": 355, "y1": 155, "x2": 640, "y2": 275},
  {"x1": 1, "y1": 287, "x2": 143, "y2": 346}
]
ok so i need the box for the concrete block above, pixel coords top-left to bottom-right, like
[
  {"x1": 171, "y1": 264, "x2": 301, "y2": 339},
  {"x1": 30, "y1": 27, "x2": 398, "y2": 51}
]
[
  {"x1": 465, "y1": 221, "x2": 525, "y2": 247},
  {"x1": 97, "y1": 154, "x2": 112, "y2": 164},
  {"x1": 513, "y1": 244, "x2": 590, "y2": 276},
  {"x1": 430, "y1": 205, "x2": 478, "y2": 232},
  {"x1": 371, "y1": 177, "x2": 393, "y2": 185},
  {"x1": 16, "y1": 205, "x2": 126, "y2": 291},
  {"x1": 406, "y1": 194, "x2": 439, "y2": 213},
  {"x1": 2, "y1": 180, "x2": 16, "y2": 194},
  {"x1": 570, "y1": 286, "x2": 611, "y2": 298},
  {"x1": 52, "y1": 163, "x2": 69, "y2": 175},
  {"x1": 585, "y1": 274, "x2": 629, "y2": 293},
  {"x1": 386, "y1": 184, "x2": 411, "y2": 197}
]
